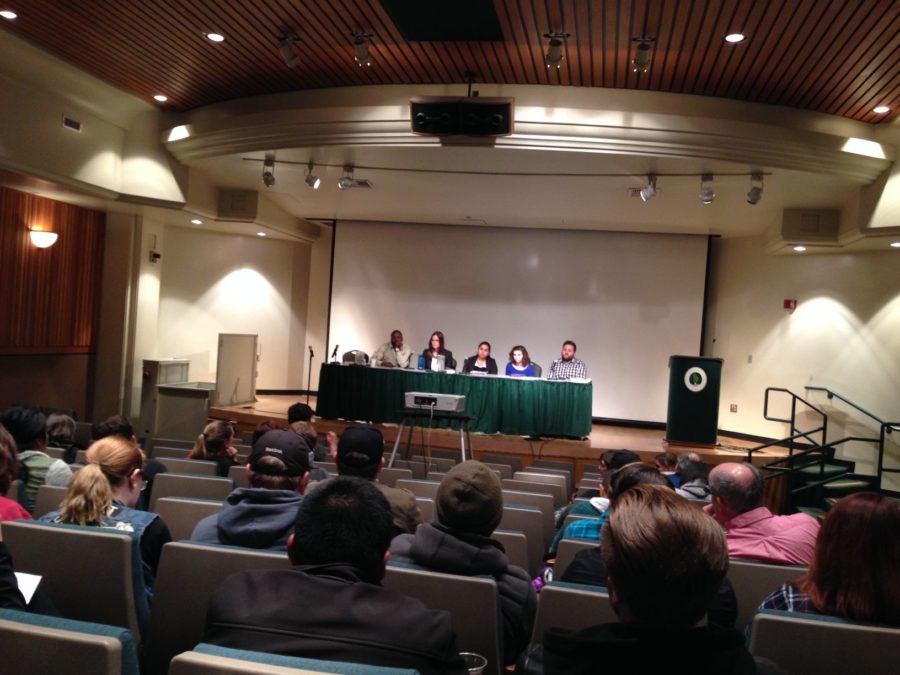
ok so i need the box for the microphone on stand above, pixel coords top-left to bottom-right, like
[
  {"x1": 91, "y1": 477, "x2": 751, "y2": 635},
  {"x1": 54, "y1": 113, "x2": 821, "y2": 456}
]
[
  {"x1": 309, "y1": 346, "x2": 314, "y2": 358},
  {"x1": 331, "y1": 344, "x2": 339, "y2": 361}
]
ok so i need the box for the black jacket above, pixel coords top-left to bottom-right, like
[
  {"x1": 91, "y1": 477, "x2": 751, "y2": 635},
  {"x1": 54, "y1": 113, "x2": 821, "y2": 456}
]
[{"x1": 205, "y1": 562, "x2": 464, "y2": 674}]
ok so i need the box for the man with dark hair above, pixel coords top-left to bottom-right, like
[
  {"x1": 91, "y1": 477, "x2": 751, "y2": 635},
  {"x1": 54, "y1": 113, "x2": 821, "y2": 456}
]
[
  {"x1": 547, "y1": 340, "x2": 586, "y2": 380},
  {"x1": 327, "y1": 425, "x2": 421, "y2": 535},
  {"x1": 191, "y1": 429, "x2": 310, "y2": 550},
  {"x1": 286, "y1": 403, "x2": 314, "y2": 424},
  {"x1": 371, "y1": 329, "x2": 413, "y2": 368},
  {"x1": 0, "y1": 405, "x2": 72, "y2": 513},
  {"x1": 204, "y1": 476, "x2": 462, "y2": 674},
  {"x1": 390, "y1": 460, "x2": 536, "y2": 667},
  {"x1": 675, "y1": 456, "x2": 712, "y2": 502},
  {"x1": 707, "y1": 462, "x2": 819, "y2": 565},
  {"x1": 543, "y1": 486, "x2": 779, "y2": 674},
  {"x1": 46, "y1": 413, "x2": 81, "y2": 464}
]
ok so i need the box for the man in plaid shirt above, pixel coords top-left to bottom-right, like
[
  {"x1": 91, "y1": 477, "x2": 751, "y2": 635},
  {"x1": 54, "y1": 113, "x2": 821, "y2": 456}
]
[{"x1": 547, "y1": 340, "x2": 587, "y2": 380}]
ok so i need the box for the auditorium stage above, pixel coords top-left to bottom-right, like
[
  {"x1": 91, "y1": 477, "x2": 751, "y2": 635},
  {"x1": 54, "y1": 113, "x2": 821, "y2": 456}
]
[{"x1": 210, "y1": 394, "x2": 786, "y2": 477}]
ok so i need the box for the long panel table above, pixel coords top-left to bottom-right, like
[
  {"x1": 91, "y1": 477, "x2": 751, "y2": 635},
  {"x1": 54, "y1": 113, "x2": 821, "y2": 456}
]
[{"x1": 316, "y1": 363, "x2": 592, "y2": 438}]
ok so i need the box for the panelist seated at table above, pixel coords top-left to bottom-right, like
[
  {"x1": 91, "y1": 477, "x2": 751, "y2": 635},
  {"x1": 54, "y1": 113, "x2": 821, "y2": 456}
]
[
  {"x1": 422, "y1": 330, "x2": 456, "y2": 371},
  {"x1": 505, "y1": 345, "x2": 537, "y2": 377},
  {"x1": 462, "y1": 341, "x2": 498, "y2": 375},
  {"x1": 371, "y1": 329, "x2": 413, "y2": 368},
  {"x1": 547, "y1": 339, "x2": 587, "y2": 380}
]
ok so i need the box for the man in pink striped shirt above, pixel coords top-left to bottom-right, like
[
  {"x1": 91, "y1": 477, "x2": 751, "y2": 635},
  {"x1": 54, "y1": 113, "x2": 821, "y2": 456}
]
[{"x1": 705, "y1": 462, "x2": 819, "y2": 565}]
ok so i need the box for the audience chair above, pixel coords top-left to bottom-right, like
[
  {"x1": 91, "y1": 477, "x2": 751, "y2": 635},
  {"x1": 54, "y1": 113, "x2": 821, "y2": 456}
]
[
  {"x1": 499, "y1": 505, "x2": 544, "y2": 578},
  {"x1": 315, "y1": 460, "x2": 339, "y2": 474},
  {"x1": 379, "y1": 466, "x2": 413, "y2": 488},
  {"x1": 2, "y1": 520, "x2": 149, "y2": 643},
  {"x1": 530, "y1": 460, "x2": 574, "y2": 490},
  {"x1": 150, "y1": 438, "x2": 195, "y2": 450},
  {"x1": 149, "y1": 473, "x2": 233, "y2": 511},
  {"x1": 150, "y1": 446, "x2": 192, "y2": 460},
  {"x1": 141, "y1": 541, "x2": 290, "y2": 675},
  {"x1": 170, "y1": 643, "x2": 418, "y2": 674},
  {"x1": 32, "y1": 484, "x2": 68, "y2": 518},
  {"x1": 153, "y1": 497, "x2": 223, "y2": 541},
  {"x1": 240, "y1": 430, "x2": 254, "y2": 445},
  {"x1": 391, "y1": 457, "x2": 436, "y2": 480},
  {"x1": 501, "y1": 490, "x2": 554, "y2": 547},
  {"x1": 408, "y1": 455, "x2": 455, "y2": 473},
  {"x1": 479, "y1": 454, "x2": 523, "y2": 474},
  {"x1": 156, "y1": 457, "x2": 219, "y2": 476},
  {"x1": 43, "y1": 446, "x2": 66, "y2": 461},
  {"x1": 423, "y1": 449, "x2": 462, "y2": 463},
  {"x1": 415, "y1": 497, "x2": 434, "y2": 523},
  {"x1": 582, "y1": 463, "x2": 601, "y2": 474},
  {"x1": 528, "y1": 582, "x2": 615, "y2": 646},
  {"x1": 395, "y1": 478, "x2": 441, "y2": 500},
  {"x1": 502, "y1": 479, "x2": 565, "y2": 509},
  {"x1": 228, "y1": 463, "x2": 249, "y2": 488},
  {"x1": 728, "y1": 559, "x2": 807, "y2": 633},
  {"x1": 74, "y1": 421, "x2": 93, "y2": 449},
  {"x1": 491, "y1": 529, "x2": 530, "y2": 574},
  {"x1": 553, "y1": 538, "x2": 598, "y2": 580},
  {"x1": 5, "y1": 479, "x2": 22, "y2": 502},
  {"x1": 511, "y1": 472, "x2": 567, "y2": 507},
  {"x1": 75, "y1": 449, "x2": 88, "y2": 464},
  {"x1": 425, "y1": 471, "x2": 449, "y2": 481},
  {"x1": 576, "y1": 478, "x2": 601, "y2": 492},
  {"x1": 748, "y1": 609, "x2": 900, "y2": 675},
  {"x1": 383, "y1": 562, "x2": 502, "y2": 675},
  {"x1": 559, "y1": 513, "x2": 595, "y2": 532},
  {"x1": 481, "y1": 461, "x2": 513, "y2": 479},
  {"x1": 0, "y1": 608, "x2": 140, "y2": 675}
]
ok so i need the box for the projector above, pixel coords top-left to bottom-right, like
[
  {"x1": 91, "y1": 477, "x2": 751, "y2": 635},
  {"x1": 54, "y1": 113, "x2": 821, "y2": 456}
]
[{"x1": 405, "y1": 392, "x2": 466, "y2": 413}]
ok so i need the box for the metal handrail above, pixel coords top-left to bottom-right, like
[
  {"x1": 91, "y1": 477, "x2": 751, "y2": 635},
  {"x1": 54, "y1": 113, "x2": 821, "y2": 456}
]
[
  {"x1": 805, "y1": 386, "x2": 886, "y2": 429},
  {"x1": 746, "y1": 388, "x2": 827, "y2": 461}
]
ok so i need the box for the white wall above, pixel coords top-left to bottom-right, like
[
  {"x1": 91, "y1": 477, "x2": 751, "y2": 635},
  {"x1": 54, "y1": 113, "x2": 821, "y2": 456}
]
[
  {"x1": 156, "y1": 227, "x2": 312, "y2": 390},
  {"x1": 705, "y1": 236, "x2": 900, "y2": 485}
]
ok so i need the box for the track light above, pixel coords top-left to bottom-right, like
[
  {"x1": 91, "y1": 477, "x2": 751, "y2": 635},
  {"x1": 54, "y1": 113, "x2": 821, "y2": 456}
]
[
  {"x1": 747, "y1": 173, "x2": 764, "y2": 204},
  {"x1": 337, "y1": 165, "x2": 373, "y2": 190},
  {"x1": 262, "y1": 156, "x2": 276, "y2": 188},
  {"x1": 699, "y1": 174, "x2": 715, "y2": 205},
  {"x1": 305, "y1": 160, "x2": 320, "y2": 189},
  {"x1": 632, "y1": 37, "x2": 655, "y2": 73},
  {"x1": 352, "y1": 31, "x2": 372, "y2": 67},
  {"x1": 277, "y1": 34, "x2": 300, "y2": 69},
  {"x1": 544, "y1": 32, "x2": 569, "y2": 69},
  {"x1": 639, "y1": 175, "x2": 657, "y2": 202}
]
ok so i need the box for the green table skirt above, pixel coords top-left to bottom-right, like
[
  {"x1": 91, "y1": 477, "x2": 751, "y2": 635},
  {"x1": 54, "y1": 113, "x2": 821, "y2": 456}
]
[{"x1": 317, "y1": 363, "x2": 592, "y2": 437}]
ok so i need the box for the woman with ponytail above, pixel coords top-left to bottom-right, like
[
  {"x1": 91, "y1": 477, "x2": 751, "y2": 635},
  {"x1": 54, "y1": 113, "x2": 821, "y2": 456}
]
[
  {"x1": 188, "y1": 420, "x2": 238, "y2": 477},
  {"x1": 39, "y1": 436, "x2": 171, "y2": 595}
]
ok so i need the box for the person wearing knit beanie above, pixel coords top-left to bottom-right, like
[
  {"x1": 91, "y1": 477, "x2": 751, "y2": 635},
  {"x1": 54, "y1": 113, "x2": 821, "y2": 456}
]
[{"x1": 435, "y1": 460, "x2": 503, "y2": 536}]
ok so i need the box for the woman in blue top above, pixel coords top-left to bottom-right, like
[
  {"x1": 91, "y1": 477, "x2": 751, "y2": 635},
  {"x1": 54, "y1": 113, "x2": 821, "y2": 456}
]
[{"x1": 506, "y1": 345, "x2": 536, "y2": 377}]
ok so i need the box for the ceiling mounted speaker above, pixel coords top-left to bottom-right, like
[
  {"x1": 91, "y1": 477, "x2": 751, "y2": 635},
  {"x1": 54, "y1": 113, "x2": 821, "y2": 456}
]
[{"x1": 411, "y1": 97, "x2": 514, "y2": 137}]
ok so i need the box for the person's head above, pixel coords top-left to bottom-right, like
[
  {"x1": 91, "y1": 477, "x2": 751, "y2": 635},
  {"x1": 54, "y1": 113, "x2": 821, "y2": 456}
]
[
  {"x1": 336, "y1": 425, "x2": 384, "y2": 480},
  {"x1": 390, "y1": 330, "x2": 404, "y2": 348},
  {"x1": 287, "y1": 402, "x2": 314, "y2": 424},
  {"x1": 561, "y1": 340, "x2": 577, "y2": 361},
  {"x1": 708, "y1": 462, "x2": 764, "y2": 525},
  {"x1": 435, "y1": 460, "x2": 503, "y2": 537},
  {"x1": 601, "y1": 485, "x2": 729, "y2": 629},
  {"x1": 0, "y1": 425, "x2": 19, "y2": 494},
  {"x1": 608, "y1": 462, "x2": 673, "y2": 505},
  {"x1": 800, "y1": 492, "x2": 900, "y2": 624},
  {"x1": 599, "y1": 449, "x2": 641, "y2": 478},
  {"x1": 192, "y1": 420, "x2": 235, "y2": 460},
  {"x1": 428, "y1": 331, "x2": 445, "y2": 353},
  {"x1": 677, "y1": 458, "x2": 711, "y2": 485},
  {"x1": 290, "y1": 421, "x2": 318, "y2": 453},
  {"x1": 654, "y1": 451, "x2": 677, "y2": 472},
  {"x1": 92, "y1": 415, "x2": 136, "y2": 442},
  {"x1": 59, "y1": 436, "x2": 146, "y2": 523},
  {"x1": 288, "y1": 476, "x2": 394, "y2": 583},
  {"x1": 46, "y1": 413, "x2": 76, "y2": 443},
  {"x1": 476, "y1": 341, "x2": 491, "y2": 359},
  {"x1": 248, "y1": 429, "x2": 311, "y2": 492},
  {"x1": 675, "y1": 451, "x2": 702, "y2": 475},
  {"x1": 251, "y1": 420, "x2": 287, "y2": 446},
  {"x1": 509, "y1": 345, "x2": 530, "y2": 366},
  {"x1": 0, "y1": 405, "x2": 47, "y2": 452}
]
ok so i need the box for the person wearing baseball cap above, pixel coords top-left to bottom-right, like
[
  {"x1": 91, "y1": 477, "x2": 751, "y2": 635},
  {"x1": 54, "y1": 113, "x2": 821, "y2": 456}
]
[
  {"x1": 190, "y1": 428, "x2": 310, "y2": 550},
  {"x1": 389, "y1": 460, "x2": 536, "y2": 667}
]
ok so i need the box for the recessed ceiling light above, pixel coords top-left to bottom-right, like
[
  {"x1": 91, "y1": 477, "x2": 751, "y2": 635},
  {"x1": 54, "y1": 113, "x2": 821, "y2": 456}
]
[
  {"x1": 890, "y1": 242, "x2": 900, "y2": 248},
  {"x1": 256, "y1": 231, "x2": 267, "y2": 237},
  {"x1": 190, "y1": 218, "x2": 202, "y2": 225},
  {"x1": 206, "y1": 32, "x2": 225, "y2": 42},
  {"x1": 153, "y1": 94, "x2": 168, "y2": 102},
  {"x1": 873, "y1": 105, "x2": 890, "y2": 114},
  {"x1": 725, "y1": 33, "x2": 745, "y2": 43},
  {"x1": 0, "y1": 10, "x2": 17, "y2": 20},
  {"x1": 793, "y1": 245, "x2": 807, "y2": 252}
]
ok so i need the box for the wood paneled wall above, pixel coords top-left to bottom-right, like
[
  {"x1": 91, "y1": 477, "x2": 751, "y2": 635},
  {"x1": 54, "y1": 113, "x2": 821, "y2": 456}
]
[{"x1": 0, "y1": 186, "x2": 105, "y2": 354}]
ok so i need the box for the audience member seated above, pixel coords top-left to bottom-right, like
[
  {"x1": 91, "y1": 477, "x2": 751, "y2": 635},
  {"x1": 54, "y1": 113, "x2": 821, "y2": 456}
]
[
  {"x1": 707, "y1": 462, "x2": 819, "y2": 565},
  {"x1": 190, "y1": 429, "x2": 310, "y2": 550},
  {"x1": 675, "y1": 455, "x2": 712, "y2": 503},
  {"x1": 315, "y1": 425, "x2": 421, "y2": 535},
  {"x1": 505, "y1": 345, "x2": 536, "y2": 377},
  {"x1": 422, "y1": 331, "x2": 456, "y2": 371},
  {"x1": 39, "y1": 437, "x2": 172, "y2": 596},
  {"x1": 0, "y1": 426, "x2": 31, "y2": 522},
  {"x1": 0, "y1": 524, "x2": 27, "y2": 610},
  {"x1": 654, "y1": 451, "x2": 679, "y2": 487},
  {"x1": 462, "y1": 341, "x2": 499, "y2": 374},
  {"x1": 188, "y1": 421, "x2": 239, "y2": 477},
  {"x1": 390, "y1": 460, "x2": 536, "y2": 666},
  {"x1": 758, "y1": 492, "x2": 900, "y2": 625},
  {"x1": 560, "y1": 463, "x2": 737, "y2": 629},
  {"x1": 0, "y1": 406, "x2": 73, "y2": 514},
  {"x1": 287, "y1": 403, "x2": 329, "y2": 461},
  {"x1": 46, "y1": 413, "x2": 82, "y2": 464},
  {"x1": 541, "y1": 486, "x2": 783, "y2": 674},
  {"x1": 204, "y1": 476, "x2": 463, "y2": 674},
  {"x1": 93, "y1": 415, "x2": 167, "y2": 509}
]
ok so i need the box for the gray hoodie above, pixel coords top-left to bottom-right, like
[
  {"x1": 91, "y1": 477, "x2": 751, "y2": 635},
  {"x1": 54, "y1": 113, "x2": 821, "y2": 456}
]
[{"x1": 190, "y1": 487, "x2": 302, "y2": 550}]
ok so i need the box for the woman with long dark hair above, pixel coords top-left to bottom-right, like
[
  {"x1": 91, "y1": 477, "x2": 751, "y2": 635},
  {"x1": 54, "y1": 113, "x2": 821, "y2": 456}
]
[{"x1": 422, "y1": 331, "x2": 456, "y2": 370}]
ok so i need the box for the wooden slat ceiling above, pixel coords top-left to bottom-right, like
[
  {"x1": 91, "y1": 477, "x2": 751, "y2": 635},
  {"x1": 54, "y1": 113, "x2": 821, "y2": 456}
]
[{"x1": 2, "y1": 0, "x2": 898, "y2": 123}]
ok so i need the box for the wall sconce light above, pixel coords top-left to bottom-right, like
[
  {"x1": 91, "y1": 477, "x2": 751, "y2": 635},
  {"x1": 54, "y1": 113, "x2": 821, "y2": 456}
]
[{"x1": 29, "y1": 228, "x2": 58, "y2": 248}]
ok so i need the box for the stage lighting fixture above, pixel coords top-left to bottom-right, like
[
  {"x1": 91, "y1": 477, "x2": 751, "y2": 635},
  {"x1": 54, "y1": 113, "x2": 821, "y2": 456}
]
[
  {"x1": 747, "y1": 173, "x2": 763, "y2": 204},
  {"x1": 262, "y1": 157, "x2": 276, "y2": 188},
  {"x1": 699, "y1": 174, "x2": 715, "y2": 204},
  {"x1": 278, "y1": 35, "x2": 300, "y2": 69},
  {"x1": 353, "y1": 31, "x2": 372, "y2": 67},
  {"x1": 639, "y1": 174, "x2": 657, "y2": 202},
  {"x1": 305, "y1": 161, "x2": 321, "y2": 190},
  {"x1": 544, "y1": 32, "x2": 569, "y2": 69},
  {"x1": 632, "y1": 38, "x2": 655, "y2": 72}
]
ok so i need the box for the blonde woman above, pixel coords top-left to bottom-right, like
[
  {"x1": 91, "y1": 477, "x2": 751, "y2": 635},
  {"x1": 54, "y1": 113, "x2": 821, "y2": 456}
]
[
  {"x1": 39, "y1": 436, "x2": 171, "y2": 595},
  {"x1": 188, "y1": 420, "x2": 238, "y2": 476}
]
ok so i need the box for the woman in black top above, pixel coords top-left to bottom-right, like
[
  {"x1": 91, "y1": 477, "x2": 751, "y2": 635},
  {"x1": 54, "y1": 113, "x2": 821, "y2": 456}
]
[
  {"x1": 462, "y1": 341, "x2": 498, "y2": 374},
  {"x1": 422, "y1": 331, "x2": 456, "y2": 370}
]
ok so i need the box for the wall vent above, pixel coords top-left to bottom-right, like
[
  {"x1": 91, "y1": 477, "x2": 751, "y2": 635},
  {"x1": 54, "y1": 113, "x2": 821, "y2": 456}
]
[{"x1": 62, "y1": 115, "x2": 82, "y2": 132}]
